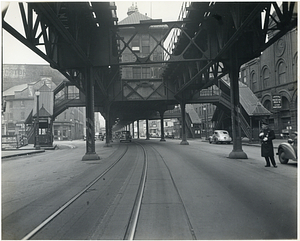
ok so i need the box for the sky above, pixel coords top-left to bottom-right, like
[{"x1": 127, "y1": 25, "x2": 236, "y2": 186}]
[{"x1": 2, "y1": 1, "x2": 184, "y2": 65}]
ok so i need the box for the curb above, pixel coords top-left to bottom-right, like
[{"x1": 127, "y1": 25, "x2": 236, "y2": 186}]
[{"x1": 2, "y1": 150, "x2": 45, "y2": 159}]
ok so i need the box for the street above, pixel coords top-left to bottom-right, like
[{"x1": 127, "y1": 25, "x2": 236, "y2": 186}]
[{"x1": 2, "y1": 139, "x2": 297, "y2": 239}]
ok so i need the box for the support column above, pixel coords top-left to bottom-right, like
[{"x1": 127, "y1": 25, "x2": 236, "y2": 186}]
[
  {"x1": 228, "y1": 49, "x2": 247, "y2": 159},
  {"x1": 104, "y1": 105, "x2": 112, "y2": 147},
  {"x1": 137, "y1": 120, "x2": 140, "y2": 138},
  {"x1": 82, "y1": 67, "x2": 100, "y2": 160},
  {"x1": 146, "y1": 119, "x2": 150, "y2": 140},
  {"x1": 159, "y1": 110, "x2": 166, "y2": 141},
  {"x1": 132, "y1": 122, "x2": 134, "y2": 139},
  {"x1": 180, "y1": 102, "x2": 189, "y2": 145}
]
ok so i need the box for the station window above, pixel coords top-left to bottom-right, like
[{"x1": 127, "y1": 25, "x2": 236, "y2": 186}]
[
  {"x1": 142, "y1": 67, "x2": 150, "y2": 78},
  {"x1": 133, "y1": 67, "x2": 141, "y2": 79},
  {"x1": 131, "y1": 36, "x2": 140, "y2": 52}
]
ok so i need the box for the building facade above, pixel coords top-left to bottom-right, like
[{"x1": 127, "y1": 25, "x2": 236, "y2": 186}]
[{"x1": 240, "y1": 28, "x2": 297, "y2": 136}]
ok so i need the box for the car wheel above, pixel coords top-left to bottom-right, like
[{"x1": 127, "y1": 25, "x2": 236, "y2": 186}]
[{"x1": 278, "y1": 148, "x2": 289, "y2": 164}]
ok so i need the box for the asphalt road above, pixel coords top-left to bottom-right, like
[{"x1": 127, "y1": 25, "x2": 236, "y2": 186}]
[{"x1": 2, "y1": 139, "x2": 297, "y2": 239}]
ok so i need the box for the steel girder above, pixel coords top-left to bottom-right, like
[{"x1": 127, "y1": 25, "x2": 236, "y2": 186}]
[
  {"x1": 162, "y1": 2, "x2": 297, "y2": 100},
  {"x1": 2, "y1": 2, "x2": 119, "y2": 102}
]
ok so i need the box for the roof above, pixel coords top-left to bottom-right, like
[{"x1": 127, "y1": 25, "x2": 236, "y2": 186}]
[
  {"x1": 3, "y1": 83, "x2": 30, "y2": 96},
  {"x1": 119, "y1": 11, "x2": 151, "y2": 25},
  {"x1": 239, "y1": 82, "x2": 271, "y2": 116},
  {"x1": 33, "y1": 105, "x2": 52, "y2": 118}
]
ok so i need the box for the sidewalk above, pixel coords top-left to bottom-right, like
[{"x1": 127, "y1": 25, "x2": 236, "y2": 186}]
[
  {"x1": 1, "y1": 144, "x2": 46, "y2": 159},
  {"x1": 1, "y1": 138, "x2": 288, "y2": 159},
  {"x1": 198, "y1": 137, "x2": 285, "y2": 148}
]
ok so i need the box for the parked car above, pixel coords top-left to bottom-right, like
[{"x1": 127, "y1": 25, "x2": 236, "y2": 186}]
[
  {"x1": 277, "y1": 132, "x2": 297, "y2": 164},
  {"x1": 120, "y1": 131, "x2": 132, "y2": 142},
  {"x1": 209, "y1": 130, "x2": 232, "y2": 144}
]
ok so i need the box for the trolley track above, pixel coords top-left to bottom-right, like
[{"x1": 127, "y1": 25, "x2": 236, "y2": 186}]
[
  {"x1": 5, "y1": 140, "x2": 196, "y2": 240},
  {"x1": 131, "y1": 141, "x2": 197, "y2": 240},
  {"x1": 20, "y1": 144, "x2": 131, "y2": 240}
]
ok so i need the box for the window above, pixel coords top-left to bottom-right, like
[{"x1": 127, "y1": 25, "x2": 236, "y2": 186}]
[
  {"x1": 21, "y1": 112, "x2": 25, "y2": 120},
  {"x1": 133, "y1": 67, "x2": 141, "y2": 79},
  {"x1": 142, "y1": 46, "x2": 150, "y2": 54},
  {"x1": 131, "y1": 36, "x2": 140, "y2": 52},
  {"x1": 278, "y1": 61, "x2": 287, "y2": 84},
  {"x1": 9, "y1": 101, "x2": 13, "y2": 108},
  {"x1": 251, "y1": 71, "x2": 257, "y2": 92},
  {"x1": 142, "y1": 67, "x2": 150, "y2": 78},
  {"x1": 141, "y1": 34, "x2": 150, "y2": 54},
  {"x1": 262, "y1": 67, "x2": 270, "y2": 88},
  {"x1": 263, "y1": 100, "x2": 271, "y2": 111},
  {"x1": 243, "y1": 70, "x2": 247, "y2": 84},
  {"x1": 20, "y1": 100, "x2": 25, "y2": 107}
]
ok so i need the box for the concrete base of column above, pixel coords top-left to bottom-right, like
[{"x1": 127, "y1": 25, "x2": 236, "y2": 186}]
[
  {"x1": 180, "y1": 140, "x2": 189, "y2": 145},
  {"x1": 228, "y1": 150, "x2": 248, "y2": 159},
  {"x1": 82, "y1": 152, "x2": 100, "y2": 161},
  {"x1": 160, "y1": 138, "x2": 166, "y2": 142}
]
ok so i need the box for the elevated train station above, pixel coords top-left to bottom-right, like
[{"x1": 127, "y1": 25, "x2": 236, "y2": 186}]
[{"x1": 2, "y1": 2, "x2": 297, "y2": 160}]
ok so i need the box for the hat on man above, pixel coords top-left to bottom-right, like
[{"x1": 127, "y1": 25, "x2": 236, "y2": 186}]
[{"x1": 261, "y1": 119, "x2": 268, "y2": 125}]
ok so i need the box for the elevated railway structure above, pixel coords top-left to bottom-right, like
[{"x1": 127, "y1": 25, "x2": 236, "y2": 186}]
[{"x1": 2, "y1": 2, "x2": 297, "y2": 160}]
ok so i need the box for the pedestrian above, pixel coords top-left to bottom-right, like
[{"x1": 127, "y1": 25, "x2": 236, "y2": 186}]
[{"x1": 259, "y1": 120, "x2": 277, "y2": 168}]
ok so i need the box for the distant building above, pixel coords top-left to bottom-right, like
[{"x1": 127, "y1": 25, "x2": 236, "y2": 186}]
[{"x1": 2, "y1": 64, "x2": 85, "y2": 142}]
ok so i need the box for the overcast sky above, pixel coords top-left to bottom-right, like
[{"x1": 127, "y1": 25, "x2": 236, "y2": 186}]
[{"x1": 2, "y1": 1, "x2": 183, "y2": 65}]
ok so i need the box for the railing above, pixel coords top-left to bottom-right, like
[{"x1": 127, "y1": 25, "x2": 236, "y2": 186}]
[
  {"x1": 54, "y1": 92, "x2": 80, "y2": 106},
  {"x1": 1, "y1": 134, "x2": 27, "y2": 149},
  {"x1": 240, "y1": 112, "x2": 251, "y2": 139},
  {"x1": 199, "y1": 87, "x2": 221, "y2": 97}
]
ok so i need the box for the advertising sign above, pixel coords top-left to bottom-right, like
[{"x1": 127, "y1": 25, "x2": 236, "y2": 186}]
[{"x1": 272, "y1": 95, "x2": 282, "y2": 109}]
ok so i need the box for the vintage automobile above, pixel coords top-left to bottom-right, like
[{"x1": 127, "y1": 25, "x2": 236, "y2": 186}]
[
  {"x1": 209, "y1": 130, "x2": 232, "y2": 144},
  {"x1": 120, "y1": 131, "x2": 132, "y2": 142},
  {"x1": 277, "y1": 132, "x2": 297, "y2": 164}
]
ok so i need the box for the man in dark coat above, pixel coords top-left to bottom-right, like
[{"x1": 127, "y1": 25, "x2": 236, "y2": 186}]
[{"x1": 259, "y1": 121, "x2": 277, "y2": 167}]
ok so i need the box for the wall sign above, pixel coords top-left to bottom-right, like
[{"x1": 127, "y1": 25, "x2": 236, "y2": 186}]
[{"x1": 272, "y1": 95, "x2": 282, "y2": 109}]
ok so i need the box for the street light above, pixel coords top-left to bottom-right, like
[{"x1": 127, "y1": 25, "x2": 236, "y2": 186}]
[
  {"x1": 35, "y1": 91, "x2": 40, "y2": 150},
  {"x1": 203, "y1": 106, "x2": 208, "y2": 140}
]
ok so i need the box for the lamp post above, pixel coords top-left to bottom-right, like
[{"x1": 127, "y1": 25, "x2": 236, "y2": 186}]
[
  {"x1": 35, "y1": 91, "x2": 40, "y2": 150},
  {"x1": 203, "y1": 106, "x2": 208, "y2": 140}
]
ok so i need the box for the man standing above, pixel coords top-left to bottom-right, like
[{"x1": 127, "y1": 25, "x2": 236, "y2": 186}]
[{"x1": 259, "y1": 120, "x2": 277, "y2": 168}]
